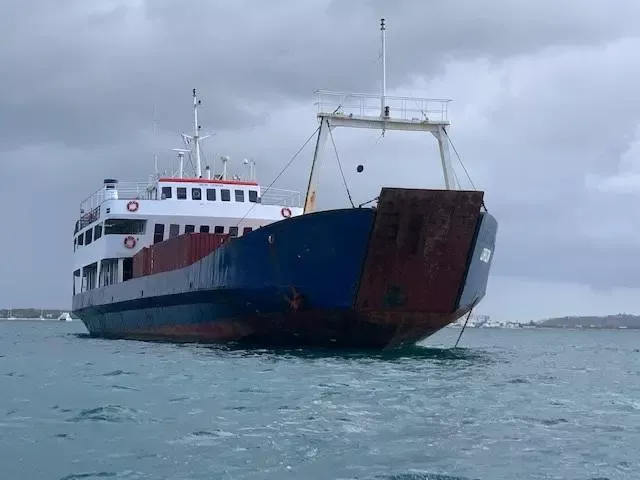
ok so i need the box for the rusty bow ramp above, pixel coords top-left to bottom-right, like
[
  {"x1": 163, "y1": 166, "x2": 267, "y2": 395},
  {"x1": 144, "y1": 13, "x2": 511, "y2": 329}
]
[{"x1": 354, "y1": 187, "x2": 488, "y2": 348}]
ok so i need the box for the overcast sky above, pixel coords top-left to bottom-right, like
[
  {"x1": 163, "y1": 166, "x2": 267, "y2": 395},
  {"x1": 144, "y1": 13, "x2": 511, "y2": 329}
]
[{"x1": 2, "y1": 0, "x2": 640, "y2": 321}]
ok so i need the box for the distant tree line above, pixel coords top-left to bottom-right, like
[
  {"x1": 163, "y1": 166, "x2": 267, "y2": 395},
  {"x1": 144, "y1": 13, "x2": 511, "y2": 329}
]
[{"x1": 537, "y1": 314, "x2": 640, "y2": 329}]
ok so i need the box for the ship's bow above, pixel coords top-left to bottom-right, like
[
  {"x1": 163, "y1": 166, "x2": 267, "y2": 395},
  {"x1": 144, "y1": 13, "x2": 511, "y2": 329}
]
[{"x1": 355, "y1": 187, "x2": 497, "y2": 348}]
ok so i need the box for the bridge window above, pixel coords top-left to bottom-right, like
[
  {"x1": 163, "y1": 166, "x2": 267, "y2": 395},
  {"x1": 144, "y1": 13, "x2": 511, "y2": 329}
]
[
  {"x1": 85, "y1": 228, "x2": 93, "y2": 245},
  {"x1": 229, "y1": 226, "x2": 238, "y2": 238},
  {"x1": 161, "y1": 186, "x2": 172, "y2": 199},
  {"x1": 105, "y1": 219, "x2": 146, "y2": 235},
  {"x1": 176, "y1": 187, "x2": 187, "y2": 200},
  {"x1": 206, "y1": 188, "x2": 216, "y2": 201},
  {"x1": 192, "y1": 188, "x2": 202, "y2": 200},
  {"x1": 169, "y1": 223, "x2": 180, "y2": 238},
  {"x1": 185, "y1": 224, "x2": 195, "y2": 233},
  {"x1": 94, "y1": 224, "x2": 102, "y2": 240},
  {"x1": 221, "y1": 189, "x2": 231, "y2": 202},
  {"x1": 199, "y1": 225, "x2": 210, "y2": 233},
  {"x1": 153, "y1": 223, "x2": 164, "y2": 244},
  {"x1": 235, "y1": 190, "x2": 245, "y2": 202},
  {"x1": 214, "y1": 226, "x2": 224, "y2": 234},
  {"x1": 249, "y1": 190, "x2": 258, "y2": 203},
  {"x1": 77, "y1": 233, "x2": 84, "y2": 245},
  {"x1": 242, "y1": 227, "x2": 252, "y2": 235}
]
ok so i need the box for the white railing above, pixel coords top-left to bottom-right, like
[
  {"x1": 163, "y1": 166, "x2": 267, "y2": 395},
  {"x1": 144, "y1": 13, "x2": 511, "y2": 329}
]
[
  {"x1": 315, "y1": 90, "x2": 451, "y2": 123},
  {"x1": 79, "y1": 182, "x2": 157, "y2": 214},
  {"x1": 260, "y1": 188, "x2": 301, "y2": 208},
  {"x1": 80, "y1": 181, "x2": 301, "y2": 213}
]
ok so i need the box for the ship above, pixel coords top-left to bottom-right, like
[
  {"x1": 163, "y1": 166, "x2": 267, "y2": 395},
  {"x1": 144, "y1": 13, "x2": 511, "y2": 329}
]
[{"x1": 71, "y1": 19, "x2": 498, "y2": 350}]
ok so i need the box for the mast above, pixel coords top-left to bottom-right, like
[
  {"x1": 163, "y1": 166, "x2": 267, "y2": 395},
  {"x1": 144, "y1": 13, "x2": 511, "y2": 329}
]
[
  {"x1": 303, "y1": 18, "x2": 455, "y2": 214},
  {"x1": 380, "y1": 18, "x2": 387, "y2": 118},
  {"x1": 180, "y1": 89, "x2": 211, "y2": 179},
  {"x1": 153, "y1": 101, "x2": 159, "y2": 179},
  {"x1": 193, "y1": 88, "x2": 202, "y2": 178}
]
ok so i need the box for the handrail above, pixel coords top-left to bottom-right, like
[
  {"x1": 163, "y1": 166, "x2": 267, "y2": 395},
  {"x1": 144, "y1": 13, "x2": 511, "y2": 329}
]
[{"x1": 315, "y1": 89, "x2": 451, "y2": 123}]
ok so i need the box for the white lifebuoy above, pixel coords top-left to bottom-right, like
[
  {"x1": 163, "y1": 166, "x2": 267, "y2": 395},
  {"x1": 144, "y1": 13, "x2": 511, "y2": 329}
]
[
  {"x1": 124, "y1": 236, "x2": 137, "y2": 249},
  {"x1": 281, "y1": 207, "x2": 292, "y2": 218},
  {"x1": 126, "y1": 200, "x2": 139, "y2": 212}
]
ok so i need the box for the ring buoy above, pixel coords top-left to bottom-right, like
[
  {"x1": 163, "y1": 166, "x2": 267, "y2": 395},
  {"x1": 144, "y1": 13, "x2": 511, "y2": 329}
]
[
  {"x1": 281, "y1": 207, "x2": 292, "y2": 218},
  {"x1": 126, "y1": 200, "x2": 139, "y2": 212},
  {"x1": 123, "y1": 236, "x2": 136, "y2": 249}
]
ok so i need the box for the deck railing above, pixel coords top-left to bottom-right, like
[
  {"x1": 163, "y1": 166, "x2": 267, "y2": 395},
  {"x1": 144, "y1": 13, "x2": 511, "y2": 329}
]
[
  {"x1": 80, "y1": 182, "x2": 157, "y2": 214},
  {"x1": 315, "y1": 90, "x2": 452, "y2": 123},
  {"x1": 259, "y1": 188, "x2": 301, "y2": 208},
  {"x1": 78, "y1": 182, "x2": 302, "y2": 219}
]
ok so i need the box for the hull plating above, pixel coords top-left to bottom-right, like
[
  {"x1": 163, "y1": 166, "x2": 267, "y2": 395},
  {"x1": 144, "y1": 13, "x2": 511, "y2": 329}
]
[{"x1": 73, "y1": 189, "x2": 498, "y2": 350}]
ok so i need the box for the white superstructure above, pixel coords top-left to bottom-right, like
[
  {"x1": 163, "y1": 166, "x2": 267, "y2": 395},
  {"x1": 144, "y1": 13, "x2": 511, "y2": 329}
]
[{"x1": 72, "y1": 89, "x2": 303, "y2": 296}]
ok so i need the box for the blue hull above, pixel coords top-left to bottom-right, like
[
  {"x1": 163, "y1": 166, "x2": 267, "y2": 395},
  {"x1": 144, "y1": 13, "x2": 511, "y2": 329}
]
[{"x1": 72, "y1": 188, "x2": 498, "y2": 349}]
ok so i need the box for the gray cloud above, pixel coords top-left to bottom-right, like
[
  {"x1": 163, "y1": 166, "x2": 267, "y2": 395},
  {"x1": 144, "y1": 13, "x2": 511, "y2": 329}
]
[
  {"x1": 2, "y1": 0, "x2": 640, "y2": 308},
  {"x1": 4, "y1": 0, "x2": 640, "y2": 150}
]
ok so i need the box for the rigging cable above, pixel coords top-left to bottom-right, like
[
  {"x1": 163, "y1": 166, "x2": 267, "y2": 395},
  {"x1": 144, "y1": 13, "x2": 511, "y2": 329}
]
[
  {"x1": 234, "y1": 98, "x2": 352, "y2": 227},
  {"x1": 327, "y1": 121, "x2": 355, "y2": 208},
  {"x1": 357, "y1": 195, "x2": 379, "y2": 208},
  {"x1": 234, "y1": 125, "x2": 322, "y2": 228},
  {"x1": 442, "y1": 127, "x2": 488, "y2": 212},
  {"x1": 356, "y1": 130, "x2": 385, "y2": 173}
]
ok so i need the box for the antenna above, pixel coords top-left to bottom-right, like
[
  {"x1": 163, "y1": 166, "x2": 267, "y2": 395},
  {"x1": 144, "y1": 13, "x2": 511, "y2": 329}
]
[
  {"x1": 220, "y1": 155, "x2": 230, "y2": 180},
  {"x1": 153, "y1": 102, "x2": 159, "y2": 178},
  {"x1": 243, "y1": 158, "x2": 256, "y2": 181},
  {"x1": 172, "y1": 148, "x2": 190, "y2": 178},
  {"x1": 380, "y1": 18, "x2": 387, "y2": 118},
  {"x1": 192, "y1": 88, "x2": 202, "y2": 177}
]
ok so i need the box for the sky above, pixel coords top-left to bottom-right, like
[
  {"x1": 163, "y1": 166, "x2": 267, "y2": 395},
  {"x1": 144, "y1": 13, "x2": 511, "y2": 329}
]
[{"x1": 2, "y1": 0, "x2": 640, "y2": 321}]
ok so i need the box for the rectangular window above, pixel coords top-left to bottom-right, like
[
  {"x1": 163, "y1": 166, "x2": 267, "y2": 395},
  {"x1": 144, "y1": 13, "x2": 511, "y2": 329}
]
[
  {"x1": 234, "y1": 189, "x2": 245, "y2": 202},
  {"x1": 192, "y1": 188, "x2": 202, "y2": 200},
  {"x1": 169, "y1": 223, "x2": 180, "y2": 238},
  {"x1": 206, "y1": 188, "x2": 216, "y2": 201},
  {"x1": 153, "y1": 224, "x2": 165, "y2": 244},
  {"x1": 185, "y1": 224, "x2": 195, "y2": 233},
  {"x1": 242, "y1": 227, "x2": 252, "y2": 235},
  {"x1": 199, "y1": 225, "x2": 210, "y2": 233},
  {"x1": 77, "y1": 233, "x2": 84, "y2": 245},
  {"x1": 221, "y1": 189, "x2": 231, "y2": 202},
  {"x1": 94, "y1": 224, "x2": 102, "y2": 240},
  {"x1": 161, "y1": 186, "x2": 172, "y2": 199},
  {"x1": 104, "y1": 219, "x2": 146, "y2": 235},
  {"x1": 248, "y1": 190, "x2": 258, "y2": 203},
  {"x1": 229, "y1": 226, "x2": 239, "y2": 238},
  {"x1": 85, "y1": 228, "x2": 93, "y2": 245},
  {"x1": 176, "y1": 187, "x2": 187, "y2": 199},
  {"x1": 214, "y1": 226, "x2": 224, "y2": 234}
]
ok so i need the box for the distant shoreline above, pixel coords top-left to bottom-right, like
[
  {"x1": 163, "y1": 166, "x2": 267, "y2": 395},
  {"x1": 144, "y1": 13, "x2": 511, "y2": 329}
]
[
  {"x1": 451, "y1": 314, "x2": 640, "y2": 330},
  {"x1": 0, "y1": 308, "x2": 77, "y2": 321},
  {"x1": 2, "y1": 311, "x2": 639, "y2": 329},
  {"x1": 535, "y1": 314, "x2": 640, "y2": 329}
]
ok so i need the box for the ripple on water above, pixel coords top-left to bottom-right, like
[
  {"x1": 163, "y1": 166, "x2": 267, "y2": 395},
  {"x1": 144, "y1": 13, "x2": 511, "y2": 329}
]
[
  {"x1": 68, "y1": 405, "x2": 144, "y2": 424},
  {"x1": 379, "y1": 475, "x2": 478, "y2": 480},
  {"x1": 58, "y1": 472, "x2": 146, "y2": 480},
  {"x1": 101, "y1": 370, "x2": 136, "y2": 377}
]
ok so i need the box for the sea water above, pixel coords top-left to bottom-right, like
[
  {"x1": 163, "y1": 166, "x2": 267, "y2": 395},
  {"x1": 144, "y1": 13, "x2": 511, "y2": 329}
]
[{"x1": 1, "y1": 320, "x2": 638, "y2": 479}]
